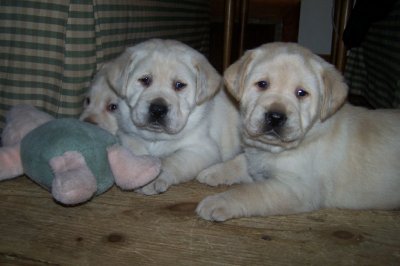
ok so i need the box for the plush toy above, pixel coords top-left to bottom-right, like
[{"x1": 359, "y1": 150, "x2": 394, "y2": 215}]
[{"x1": 0, "y1": 105, "x2": 161, "y2": 205}]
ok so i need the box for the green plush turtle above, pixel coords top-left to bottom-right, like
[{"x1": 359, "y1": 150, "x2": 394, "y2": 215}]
[{"x1": 0, "y1": 105, "x2": 161, "y2": 205}]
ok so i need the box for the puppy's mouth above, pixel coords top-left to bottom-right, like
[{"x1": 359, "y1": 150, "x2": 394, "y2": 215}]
[
  {"x1": 244, "y1": 130, "x2": 300, "y2": 155},
  {"x1": 264, "y1": 129, "x2": 285, "y2": 140},
  {"x1": 245, "y1": 127, "x2": 284, "y2": 142},
  {"x1": 145, "y1": 119, "x2": 174, "y2": 133},
  {"x1": 132, "y1": 112, "x2": 182, "y2": 135},
  {"x1": 135, "y1": 117, "x2": 181, "y2": 135},
  {"x1": 244, "y1": 123, "x2": 299, "y2": 145}
]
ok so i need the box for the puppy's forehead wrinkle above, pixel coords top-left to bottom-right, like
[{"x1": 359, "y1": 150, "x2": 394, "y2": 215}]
[{"x1": 144, "y1": 55, "x2": 195, "y2": 82}]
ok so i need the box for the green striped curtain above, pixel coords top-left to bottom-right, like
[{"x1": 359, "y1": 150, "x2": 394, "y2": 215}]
[{"x1": 0, "y1": 0, "x2": 210, "y2": 133}]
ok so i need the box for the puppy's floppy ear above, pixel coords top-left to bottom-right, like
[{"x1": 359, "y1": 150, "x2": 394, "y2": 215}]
[
  {"x1": 320, "y1": 63, "x2": 348, "y2": 121},
  {"x1": 106, "y1": 51, "x2": 136, "y2": 97},
  {"x1": 194, "y1": 57, "x2": 222, "y2": 105},
  {"x1": 224, "y1": 50, "x2": 254, "y2": 101}
]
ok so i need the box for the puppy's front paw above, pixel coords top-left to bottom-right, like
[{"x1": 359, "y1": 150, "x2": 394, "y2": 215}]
[
  {"x1": 136, "y1": 178, "x2": 169, "y2": 195},
  {"x1": 196, "y1": 193, "x2": 241, "y2": 221},
  {"x1": 136, "y1": 170, "x2": 175, "y2": 195},
  {"x1": 197, "y1": 163, "x2": 228, "y2": 186}
]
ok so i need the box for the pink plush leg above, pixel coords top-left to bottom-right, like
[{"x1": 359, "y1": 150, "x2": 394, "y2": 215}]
[
  {"x1": 107, "y1": 145, "x2": 161, "y2": 190},
  {"x1": 0, "y1": 144, "x2": 23, "y2": 180},
  {"x1": 49, "y1": 151, "x2": 97, "y2": 205}
]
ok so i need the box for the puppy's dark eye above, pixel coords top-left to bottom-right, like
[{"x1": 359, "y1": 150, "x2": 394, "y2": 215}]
[
  {"x1": 84, "y1": 97, "x2": 90, "y2": 107},
  {"x1": 138, "y1": 76, "x2": 152, "y2": 87},
  {"x1": 296, "y1": 88, "x2": 309, "y2": 98},
  {"x1": 174, "y1": 81, "x2": 187, "y2": 91},
  {"x1": 256, "y1": 80, "x2": 269, "y2": 90},
  {"x1": 107, "y1": 103, "x2": 118, "y2": 112}
]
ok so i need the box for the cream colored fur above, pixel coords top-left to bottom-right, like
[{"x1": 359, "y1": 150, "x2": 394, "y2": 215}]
[
  {"x1": 197, "y1": 42, "x2": 400, "y2": 221},
  {"x1": 79, "y1": 60, "x2": 121, "y2": 135},
  {"x1": 109, "y1": 39, "x2": 241, "y2": 195}
]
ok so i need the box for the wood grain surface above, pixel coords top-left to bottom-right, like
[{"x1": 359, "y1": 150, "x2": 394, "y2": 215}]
[{"x1": 0, "y1": 177, "x2": 399, "y2": 265}]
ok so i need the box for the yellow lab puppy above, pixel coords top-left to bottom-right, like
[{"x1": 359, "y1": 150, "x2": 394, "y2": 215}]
[
  {"x1": 80, "y1": 60, "x2": 121, "y2": 135},
  {"x1": 197, "y1": 42, "x2": 400, "y2": 221},
  {"x1": 109, "y1": 39, "x2": 241, "y2": 195}
]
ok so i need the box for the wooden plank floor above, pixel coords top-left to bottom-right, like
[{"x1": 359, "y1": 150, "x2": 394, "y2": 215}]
[{"x1": 0, "y1": 177, "x2": 399, "y2": 265}]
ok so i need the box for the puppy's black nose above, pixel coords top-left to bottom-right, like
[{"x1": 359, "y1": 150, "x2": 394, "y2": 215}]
[
  {"x1": 149, "y1": 99, "x2": 168, "y2": 120},
  {"x1": 265, "y1": 111, "x2": 287, "y2": 128}
]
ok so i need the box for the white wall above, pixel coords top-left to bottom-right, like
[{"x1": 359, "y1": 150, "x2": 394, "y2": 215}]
[{"x1": 298, "y1": 0, "x2": 334, "y2": 55}]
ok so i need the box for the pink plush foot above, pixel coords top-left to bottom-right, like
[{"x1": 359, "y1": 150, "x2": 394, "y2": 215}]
[
  {"x1": 107, "y1": 145, "x2": 161, "y2": 190},
  {"x1": 0, "y1": 144, "x2": 24, "y2": 180},
  {"x1": 49, "y1": 151, "x2": 97, "y2": 205}
]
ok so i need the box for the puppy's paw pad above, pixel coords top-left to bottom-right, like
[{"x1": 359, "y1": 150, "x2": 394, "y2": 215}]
[{"x1": 196, "y1": 195, "x2": 233, "y2": 221}]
